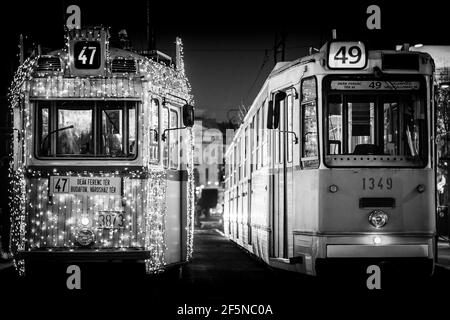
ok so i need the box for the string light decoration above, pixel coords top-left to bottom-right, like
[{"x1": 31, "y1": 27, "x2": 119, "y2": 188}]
[{"x1": 8, "y1": 28, "x2": 195, "y2": 275}]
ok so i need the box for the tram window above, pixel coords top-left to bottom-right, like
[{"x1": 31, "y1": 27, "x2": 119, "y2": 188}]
[
  {"x1": 255, "y1": 111, "x2": 260, "y2": 169},
  {"x1": 37, "y1": 100, "x2": 137, "y2": 158},
  {"x1": 279, "y1": 100, "x2": 284, "y2": 164},
  {"x1": 169, "y1": 109, "x2": 179, "y2": 169},
  {"x1": 233, "y1": 145, "x2": 237, "y2": 183},
  {"x1": 262, "y1": 101, "x2": 267, "y2": 167},
  {"x1": 328, "y1": 95, "x2": 343, "y2": 154},
  {"x1": 129, "y1": 107, "x2": 136, "y2": 155},
  {"x1": 244, "y1": 127, "x2": 248, "y2": 178},
  {"x1": 162, "y1": 106, "x2": 169, "y2": 168},
  {"x1": 238, "y1": 138, "x2": 242, "y2": 181},
  {"x1": 302, "y1": 78, "x2": 317, "y2": 102},
  {"x1": 56, "y1": 103, "x2": 93, "y2": 156},
  {"x1": 98, "y1": 101, "x2": 137, "y2": 158},
  {"x1": 259, "y1": 106, "x2": 264, "y2": 167},
  {"x1": 302, "y1": 102, "x2": 318, "y2": 158},
  {"x1": 348, "y1": 96, "x2": 376, "y2": 154},
  {"x1": 38, "y1": 103, "x2": 50, "y2": 154},
  {"x1": 149, "y1": 99, "x2": 159, "y2": 163},
  {"x1": 101, "y1": 108, "x2": 124, "y2": 156},
  {"x1": 324, "y1": 80, "x2": 427, "y2": 166},
  {"x1": 287, "y1": 94, "x2": 293, "y2": 163},
  {"x1": 252, "y1": 116, "x2": 256, "y2": 169}
]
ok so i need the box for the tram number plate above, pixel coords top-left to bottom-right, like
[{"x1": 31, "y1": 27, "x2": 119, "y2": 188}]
[
  {"x1": 97, "y1": 212, "x2": 125, "y2": 229},
  {"x1": 328, "y1": 41, "x2": 366, "y2": 69},
  {"x1": 74, "y1": 41, "x2": 101, "y2": 69},
  {"x1": 362, "y1": 177, "x2": 392, "y2": 190},
  {"x1": 52, "y1": 177, "x2": 70, "y2": 193}
]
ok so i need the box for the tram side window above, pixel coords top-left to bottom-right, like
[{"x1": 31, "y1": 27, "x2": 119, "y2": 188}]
[
  {"x1": 38, "y1": 102, "x2": 50, "y2": 154},
  {"x1": 238, "y1": 138, "x2": 242, "y2": 181},
  {"x1": 233, "y1": 145, "x2": 237, "y2": 183},
  {"x1": 162, "y1": 106, "x2": 169, "y2": 168},
  {"x1": 255, "y1": 111, "x2": 260, "y2": 169},
  {"x1": 128, "y1": 107, "x2": 136, "y2": 156},
  {"x1": 279, "y1": 100, "x2": 284, "y2": 164},
  {"x1": 258, "y1": 106, "x2": 264, "y2": 167},
  {"x1": 301, "y1": 77, "x2": 319, "y2": 168},
  {"x1": 244, "y1": 127, "x2": 248, "y2": 178},
  {"x1": 250, "y1": 117, "x2": 254, "y2": 173},
  {"x1": 262, "y1": 100, "x2": 267, "y2": 167},
  {"x1": 169, "y1": 109, "x2": 179, "y2": 169},
  {"x1": 287, "y1": 94, "x2": 293, "y2": 163},
  {"x1": 149, "y1": 99, "x2": 159, "y2": 163}
]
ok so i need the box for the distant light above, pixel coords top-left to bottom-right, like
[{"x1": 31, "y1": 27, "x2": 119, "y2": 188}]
[
  {"x1": 214, "y1": 182, "x2": 219, "y2": 186},
  {"x1": 414, "y1": 43, "x2": 423, "y2": 48},
  {"x1": 440, "y1": 82, "x2": 450, "y2": 89}
]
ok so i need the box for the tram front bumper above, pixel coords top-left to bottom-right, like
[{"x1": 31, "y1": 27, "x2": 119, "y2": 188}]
[
  {"x1": 326, "y1": 244, "x2": 429, "y2": 258},
  {"x1": 16, "y1": 249, "x2": 151, "y2": 262}
]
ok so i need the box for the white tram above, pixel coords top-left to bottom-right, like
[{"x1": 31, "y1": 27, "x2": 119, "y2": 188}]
[
  {"x1": 9, "y1": 27, "x2": 195, "y2": 275},
  {"x1": 224, "y1": 41, "x2": 436, "y2": 276}
]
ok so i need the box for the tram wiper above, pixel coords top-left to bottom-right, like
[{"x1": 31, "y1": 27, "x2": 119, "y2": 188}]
[{"x1": 41, "y1": 125, "x2": 74, "y2": 154}]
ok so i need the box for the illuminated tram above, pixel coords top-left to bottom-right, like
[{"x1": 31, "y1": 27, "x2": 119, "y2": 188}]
[
  {"x1": 224, "y1": 41, "x2": 436, "y2": 276},
  {"x1": 9, "y1": 27, "x2": 195, "y2": 275}
]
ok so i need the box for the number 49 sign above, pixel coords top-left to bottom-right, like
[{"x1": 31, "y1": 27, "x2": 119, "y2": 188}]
[{"x1": 327, "y1": 41, "x2": 367, "y2": 69}]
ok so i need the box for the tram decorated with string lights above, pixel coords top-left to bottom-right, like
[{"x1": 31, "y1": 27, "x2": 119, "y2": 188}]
[
  {"x1": 8, "y1": 26, "x2": 195, "y2": 275},
  {"x1": 224, "y1": 41, "x2": 436, "y2": 276}
]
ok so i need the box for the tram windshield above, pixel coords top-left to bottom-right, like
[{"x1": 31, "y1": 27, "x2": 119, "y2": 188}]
[
  {"x1": 36, "y1": 100, "x2": 137, "y2": 158},
  {"x1": 324, "y1": 77, "x2": 427, "y2": 167}
]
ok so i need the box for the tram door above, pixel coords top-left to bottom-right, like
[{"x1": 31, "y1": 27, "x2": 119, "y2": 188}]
[{"x1": 272, "y1": 96, "x2": 288, "y2": 258}]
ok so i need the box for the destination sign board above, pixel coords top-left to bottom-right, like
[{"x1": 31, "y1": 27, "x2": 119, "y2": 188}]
[
  {"x1": 50, "y1": 176, "x2": 121, "y2": 195},
  {"x1": 330, "y1": 80, "x2": 421, "y2": 90}
]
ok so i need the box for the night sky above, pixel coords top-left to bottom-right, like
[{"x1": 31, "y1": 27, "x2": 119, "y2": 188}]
[{"x1": 1, "y1": 0, "x2": 449, "y2": 121}]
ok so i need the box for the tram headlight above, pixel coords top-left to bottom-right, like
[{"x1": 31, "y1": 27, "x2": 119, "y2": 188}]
[
  {"x1": 368, "y1": 210, "x2": 388, "y2": 229},
  {"x1": 80, "y1": 216, "x2": 90, "y2": 226}
]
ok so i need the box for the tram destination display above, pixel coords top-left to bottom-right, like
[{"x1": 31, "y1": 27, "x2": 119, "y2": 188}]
[
  {"x1": 331, "y1": 80, "x2": 421, "y2": 90},
  {"x1": 74, "y1": 41, "x2": 101, "y2": 69},
  {"x1": 327, "y1": 41, "x2": 367, "y2": 69},
  {"x1": 50, "y1": 176, "x2": 121, "y2": 195}
]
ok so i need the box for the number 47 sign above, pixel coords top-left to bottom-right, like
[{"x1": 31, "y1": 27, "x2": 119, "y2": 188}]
[
  {"x1": 74, "y1": 41, "x2": 101, "y2": 69},
  {"x1": 327, "y1": 41, "x2": 367, "y2": 69}
]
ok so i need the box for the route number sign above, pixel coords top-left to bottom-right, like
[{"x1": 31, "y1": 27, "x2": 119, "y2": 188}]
[
  {"x1": 74, "y1": 41, "x2": 101, "y2": 69},
  {"x1": 328, "y1": 42, "x2": 367, "y2": 69}
]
